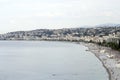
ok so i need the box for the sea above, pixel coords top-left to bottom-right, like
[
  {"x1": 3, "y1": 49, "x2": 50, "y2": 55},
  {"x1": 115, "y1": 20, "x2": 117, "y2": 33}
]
[{"x1": 0, "y1": 41, "x2": 108, "y2": 80}]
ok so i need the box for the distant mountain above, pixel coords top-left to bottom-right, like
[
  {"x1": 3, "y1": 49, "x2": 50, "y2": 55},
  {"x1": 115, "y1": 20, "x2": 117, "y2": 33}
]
[{"x1": 95, "y1": 23, "x2": 120, "y2": 27}]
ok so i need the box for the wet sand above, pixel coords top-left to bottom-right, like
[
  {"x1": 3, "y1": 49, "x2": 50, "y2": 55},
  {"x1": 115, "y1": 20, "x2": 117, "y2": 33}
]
[{"x1": 81, "y1": 42, "x2": 120, "y2": 80}]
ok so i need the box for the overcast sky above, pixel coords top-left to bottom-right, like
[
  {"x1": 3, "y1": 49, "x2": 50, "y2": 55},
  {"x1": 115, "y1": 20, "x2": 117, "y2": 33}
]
[{"x1": 0, "y1": 0, "x2": 120, "y2": 33}]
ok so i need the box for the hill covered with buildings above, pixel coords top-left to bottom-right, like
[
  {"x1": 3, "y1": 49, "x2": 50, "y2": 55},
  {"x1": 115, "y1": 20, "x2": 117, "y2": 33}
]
[{"x1": 0, "y1": 24, "x2": 120, "y2": 49}]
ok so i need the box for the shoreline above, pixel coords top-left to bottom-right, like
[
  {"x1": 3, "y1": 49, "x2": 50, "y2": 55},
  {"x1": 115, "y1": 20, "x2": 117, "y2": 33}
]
[
  {"x1": 81, "y1": 42, "x2": 120, "y2": 80},
  {"x1": 91, "y1": 48, "x2": 111, "y2": 80},
  {"x1": 95, "y1": 53, "x2": 111, "y2": 80}
]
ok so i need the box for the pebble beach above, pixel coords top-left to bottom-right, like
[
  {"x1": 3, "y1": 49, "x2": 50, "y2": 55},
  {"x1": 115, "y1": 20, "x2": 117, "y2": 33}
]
[{"x1": 82, "y1": 43, "x2": 120, "y2": 80}]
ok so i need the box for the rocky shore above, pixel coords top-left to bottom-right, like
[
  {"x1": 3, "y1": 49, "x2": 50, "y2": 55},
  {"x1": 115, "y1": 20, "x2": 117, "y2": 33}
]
[{"x1": 82, "y1": 43, "x2": 120, "y2": 80}]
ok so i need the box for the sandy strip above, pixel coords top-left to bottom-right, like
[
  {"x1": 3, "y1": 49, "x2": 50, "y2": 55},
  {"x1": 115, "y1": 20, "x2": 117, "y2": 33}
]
[{"x1": 81, "y1": 42, "x2": 120, "y2": 80}]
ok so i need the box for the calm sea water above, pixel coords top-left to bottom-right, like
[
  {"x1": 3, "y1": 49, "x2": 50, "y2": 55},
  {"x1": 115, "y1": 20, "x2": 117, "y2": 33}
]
[{"x1": 0, "y1": 41, "x2": 108, "y2": 80}]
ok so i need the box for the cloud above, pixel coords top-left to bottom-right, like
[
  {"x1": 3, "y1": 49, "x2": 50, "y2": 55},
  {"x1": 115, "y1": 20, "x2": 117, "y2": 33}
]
[
  {"x1": 102, "y1": 11, "x2": 114, "y2": 17},
  {"x1": 0, "y1": 0, "x2": 120, "y2": 33}
]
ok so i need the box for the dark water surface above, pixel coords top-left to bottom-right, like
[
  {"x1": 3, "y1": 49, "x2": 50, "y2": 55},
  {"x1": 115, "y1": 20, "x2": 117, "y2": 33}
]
[{"x1": 0, "y1": 41, "x2": 108, "y2": 80}]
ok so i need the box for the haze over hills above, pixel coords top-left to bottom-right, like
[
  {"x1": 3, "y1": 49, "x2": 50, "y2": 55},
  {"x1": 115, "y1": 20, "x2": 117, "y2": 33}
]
[
  {"x1": 95, "y1": 23, "x2": 120, "y2": 27},
  {"x1": 0, "y1": 24, "x2": 120, "y2": 41}
]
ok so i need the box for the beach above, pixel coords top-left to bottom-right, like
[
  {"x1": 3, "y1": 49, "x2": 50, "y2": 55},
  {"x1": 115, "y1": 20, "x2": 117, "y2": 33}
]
[{"x1": 82, "y1": 42, "x2": 120, "y2": 80}]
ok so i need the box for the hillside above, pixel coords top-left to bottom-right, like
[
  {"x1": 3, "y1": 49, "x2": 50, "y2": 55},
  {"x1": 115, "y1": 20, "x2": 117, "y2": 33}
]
[{"x1": 0, "y1": 25, "x2": 120, "y2": 40}]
